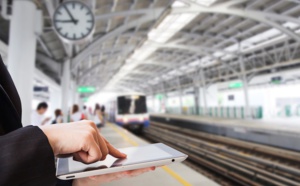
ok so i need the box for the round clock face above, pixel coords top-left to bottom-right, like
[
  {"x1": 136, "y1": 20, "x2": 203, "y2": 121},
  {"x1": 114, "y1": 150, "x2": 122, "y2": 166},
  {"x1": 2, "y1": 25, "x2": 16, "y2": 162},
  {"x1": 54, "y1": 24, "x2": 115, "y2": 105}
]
[{"x1": 53, "y1": 1, "x2": 95, "y2": 41}]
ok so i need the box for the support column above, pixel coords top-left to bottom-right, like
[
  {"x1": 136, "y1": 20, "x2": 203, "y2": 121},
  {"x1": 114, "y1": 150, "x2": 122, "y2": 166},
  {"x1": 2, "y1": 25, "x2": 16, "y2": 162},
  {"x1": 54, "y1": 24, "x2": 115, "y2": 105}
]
[
  {"x1": 239, "y1": 55, "x2": 251, "y2": 119},
  {"x1": 61, "y1": 59, "x2": 71, "y2": 122},
  {"x1": 71, "y1": 80, "x2": 78, "y2": 106},
  {"x1": 200, "y1": 68, "x2": 208, "y2": 116},
  {"x1": 7, "y1": 1, "x2": 39, "y2": 125},
  {"x1": 179, "y1": 89, "x2": 183, "y2": 114},
  {"x1": 161, "y1": 81, "x2": 168, "y2": 113},
  {"x1": 152, "y1": 93, "x2": 155, "y2": 113},
  {"x1": 72, "y1": 80, "x2": 81, "y2": 110},
  {"x1": 194, "y1": 86, "x2": 200, "y2": 115},
  {"x1": 49, "y1": 89, "x2": 61, "y2": 117},
  {"x1": 177, "y1": 78, "x2": 183, "y2": 114}
]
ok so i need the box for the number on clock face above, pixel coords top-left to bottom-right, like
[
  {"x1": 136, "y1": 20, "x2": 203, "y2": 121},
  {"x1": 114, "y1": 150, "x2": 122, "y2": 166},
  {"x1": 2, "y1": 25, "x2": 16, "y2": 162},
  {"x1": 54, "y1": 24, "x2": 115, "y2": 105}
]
[{"x1": 53, "y1": 1, "x2": 95, "y2": 41}]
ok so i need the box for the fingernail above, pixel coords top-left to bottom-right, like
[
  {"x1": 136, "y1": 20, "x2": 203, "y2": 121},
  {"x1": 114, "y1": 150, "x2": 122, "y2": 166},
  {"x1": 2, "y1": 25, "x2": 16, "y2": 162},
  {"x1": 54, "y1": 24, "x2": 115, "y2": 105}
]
[
  {"x1": 122, "y1": 153, "x2": 127, "y2": 157},
  {"x1": 151, "y1": 167, "x2": 156, "y2": 171}
]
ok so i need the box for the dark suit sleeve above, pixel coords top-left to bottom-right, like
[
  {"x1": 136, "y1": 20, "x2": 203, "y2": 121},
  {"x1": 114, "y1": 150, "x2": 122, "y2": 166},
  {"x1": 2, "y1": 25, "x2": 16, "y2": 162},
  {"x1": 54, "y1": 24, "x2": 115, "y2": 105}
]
[{"x1": 0, "y1": 125, "x2": 57, "y2": 186}]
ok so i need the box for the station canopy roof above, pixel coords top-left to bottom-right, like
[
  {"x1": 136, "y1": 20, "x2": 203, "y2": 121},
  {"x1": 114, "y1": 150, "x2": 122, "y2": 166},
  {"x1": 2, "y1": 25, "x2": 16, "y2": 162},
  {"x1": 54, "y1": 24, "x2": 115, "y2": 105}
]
[{"x1": 2, "y1": 0, "x2": 300, "y2": 94}]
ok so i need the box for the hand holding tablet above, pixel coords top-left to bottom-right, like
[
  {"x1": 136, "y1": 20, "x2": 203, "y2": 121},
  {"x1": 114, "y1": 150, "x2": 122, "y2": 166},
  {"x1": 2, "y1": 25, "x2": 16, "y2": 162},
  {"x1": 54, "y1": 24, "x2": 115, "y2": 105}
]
[
  {"x1": 57, "y1": 143, "x2": 188, "y2": 180},
  {"x1": 39, "y1": 120, "x2": 187, "y2": 182},
  {"x1": 72, "y1": 167, "x2": 156, "y2": 186},
  {"x1": 40, "y1": 120, "x2": 127, "y2": 163}
]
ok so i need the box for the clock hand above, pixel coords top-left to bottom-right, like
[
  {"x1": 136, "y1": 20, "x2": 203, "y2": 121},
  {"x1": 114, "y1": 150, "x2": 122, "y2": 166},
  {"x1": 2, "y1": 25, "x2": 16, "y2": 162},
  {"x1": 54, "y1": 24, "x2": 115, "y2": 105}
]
[
  {"x1": 63, "y1": 4, "x2": 78, "y2": 24},
  {"x1": 55, "y1": 20, "x2": 76, "y2": 23}
]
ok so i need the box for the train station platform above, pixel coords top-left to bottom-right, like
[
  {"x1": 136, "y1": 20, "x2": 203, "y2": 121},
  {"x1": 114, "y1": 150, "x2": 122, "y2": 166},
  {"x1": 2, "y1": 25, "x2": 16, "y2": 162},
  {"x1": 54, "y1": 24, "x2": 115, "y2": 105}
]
[
  {"x1": 150, "y1": 114, "x2": 300, "y2": 152},
  {"x1": 101, "y1": 123, "x2": 219, "y2": 186}
]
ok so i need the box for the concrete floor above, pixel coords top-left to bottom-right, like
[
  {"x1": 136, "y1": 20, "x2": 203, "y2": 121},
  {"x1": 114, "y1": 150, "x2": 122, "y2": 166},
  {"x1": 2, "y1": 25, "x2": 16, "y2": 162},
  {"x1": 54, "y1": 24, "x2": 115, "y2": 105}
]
[{"x1": 101, "y1": 124, "x2": 220, "y2": 186}]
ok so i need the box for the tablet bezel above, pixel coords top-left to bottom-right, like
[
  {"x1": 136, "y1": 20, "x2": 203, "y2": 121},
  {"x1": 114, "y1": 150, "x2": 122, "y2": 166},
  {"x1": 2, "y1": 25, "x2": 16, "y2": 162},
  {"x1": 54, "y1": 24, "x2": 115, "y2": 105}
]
[{"x1": 56, "y1": 143, "x2": 187, "y2": 180}]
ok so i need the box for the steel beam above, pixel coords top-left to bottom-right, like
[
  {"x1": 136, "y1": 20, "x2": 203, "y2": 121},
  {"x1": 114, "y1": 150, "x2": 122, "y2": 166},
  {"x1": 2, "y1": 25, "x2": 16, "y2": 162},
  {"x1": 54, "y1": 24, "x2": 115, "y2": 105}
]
[
  {"x1": 36, "y1": 35, "x2": 54, "y2": 58},
  {"x1": 95, "y1": 7, "x2": 165, "y2": 20},
  {"x1": 149, "y1": 41, "x2": 237, "y2": 57},
  {"x1": 172, "y1": 2, "x2": 300, "y2": 42},
  {"x1": 72, "y1": 8, "x2": 165, "y2": 70},
  {"x1": 36, "y1": 52, "x2": 61, "y2": 75}
]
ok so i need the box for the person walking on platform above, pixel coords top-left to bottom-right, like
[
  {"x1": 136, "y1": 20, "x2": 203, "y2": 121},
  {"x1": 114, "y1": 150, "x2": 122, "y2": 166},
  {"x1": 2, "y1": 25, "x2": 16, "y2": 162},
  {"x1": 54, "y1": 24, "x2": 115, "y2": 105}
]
[
  {"x1": 31, "y1": 102, "x2": 51, "y2": 126},
  {"x1": 70, "y1": 104, "x2": 85, "y2": 122},
  {"x1": 52, "y1": 109, "x2": 63, "y2": 124},
  {"x1": 101, "y1": 105, "x2": 107, "y2": 126},
  {"x1": 94, "y1": 103, "x2": 103, "y2": 128},
  {"x1": 0, "y1": 55, "x2": 154, "y2": 186},
  {"x1": 82, "y1": 105, "x2": 87, "y2": 119}
]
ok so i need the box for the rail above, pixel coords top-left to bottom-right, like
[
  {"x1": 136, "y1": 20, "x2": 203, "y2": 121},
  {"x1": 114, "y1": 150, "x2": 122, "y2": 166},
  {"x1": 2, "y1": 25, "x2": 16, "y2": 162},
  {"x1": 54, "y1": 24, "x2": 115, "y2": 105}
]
[{"x1": 144, "y1": 121, "x2": 300, "y2": 186}]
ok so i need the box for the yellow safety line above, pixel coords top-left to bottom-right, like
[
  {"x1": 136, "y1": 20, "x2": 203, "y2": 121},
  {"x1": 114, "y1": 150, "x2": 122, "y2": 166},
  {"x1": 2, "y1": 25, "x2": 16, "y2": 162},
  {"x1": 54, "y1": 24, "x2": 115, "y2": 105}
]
[
  {"x1": 162, "y1": 166, "x2": 192, "y2": 186},
  {"x1": 108, "y1": 123, "x2": 192, "y2": 186},
  {"x1": 109, "y1": 124, "x2": 139, "y2": 146}
]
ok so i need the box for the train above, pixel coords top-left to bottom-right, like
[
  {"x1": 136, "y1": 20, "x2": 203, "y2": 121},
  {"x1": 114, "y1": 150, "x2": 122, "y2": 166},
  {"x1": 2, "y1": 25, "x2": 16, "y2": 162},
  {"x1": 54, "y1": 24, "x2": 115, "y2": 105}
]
[{"x1": 108, "y1": 93, "x2": 149, "y2": 133}]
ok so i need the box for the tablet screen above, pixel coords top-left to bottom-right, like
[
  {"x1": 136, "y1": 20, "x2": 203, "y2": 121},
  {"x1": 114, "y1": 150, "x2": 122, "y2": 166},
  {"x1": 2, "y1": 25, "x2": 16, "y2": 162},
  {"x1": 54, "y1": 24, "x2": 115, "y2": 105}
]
[{"x1": 58, "y1": 144, "x2": 175, "y2": 175}]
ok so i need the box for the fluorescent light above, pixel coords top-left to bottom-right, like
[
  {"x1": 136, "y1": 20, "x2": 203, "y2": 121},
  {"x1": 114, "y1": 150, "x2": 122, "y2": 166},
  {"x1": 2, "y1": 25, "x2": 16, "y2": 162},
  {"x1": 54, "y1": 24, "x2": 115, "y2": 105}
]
[
  {"x1": 221, "y1": 21, "x2": 300, "y2": 56},
  {"x1": 192, "y1": 0, "x2": 218, "y2": 7},
  {"x1": 189, "y1": 60, "x2": 200, "y2": 66},
  {"x1": 104, "y1": 0, "x2": 218, "y2": 90},
  {"x1": 172, "y1": 1, "x2": 187, "y2": 7},
  {"x1": 213, "y1": 51, "x2": 224, "y2": 57},
  {"x1": 148, "y1": 13, "x2": 197, "y2": 43},
  {"x1": 131, "y1": 42, "x2": 156, "y2": 60},
  {"x1": 283, "y1": 22, "x2": 298, "y2": 29}
]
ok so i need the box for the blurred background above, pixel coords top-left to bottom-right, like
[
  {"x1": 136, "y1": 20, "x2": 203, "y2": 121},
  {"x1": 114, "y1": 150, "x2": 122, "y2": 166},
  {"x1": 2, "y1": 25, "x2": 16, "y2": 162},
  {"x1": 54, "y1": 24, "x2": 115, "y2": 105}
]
[{"x1": 2, "y1": 0, "x2": 300, "y2": 185}]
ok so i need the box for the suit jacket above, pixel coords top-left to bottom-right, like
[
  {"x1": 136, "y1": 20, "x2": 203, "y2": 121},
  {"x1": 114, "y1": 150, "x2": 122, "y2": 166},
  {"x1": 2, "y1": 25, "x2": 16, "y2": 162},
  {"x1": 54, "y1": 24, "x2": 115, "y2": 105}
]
[{"x1": 0, "y1": 56, "x2": 72, "y2": 186}]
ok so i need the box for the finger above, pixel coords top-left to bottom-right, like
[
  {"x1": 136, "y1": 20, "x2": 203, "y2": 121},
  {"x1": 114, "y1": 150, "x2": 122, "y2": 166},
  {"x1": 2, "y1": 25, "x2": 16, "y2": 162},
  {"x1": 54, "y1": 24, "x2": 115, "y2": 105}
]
[
  {"x1": 87, "y1": 121, "x2": 109, "y2": 161},
  {"x1": 125, "y1": 167, "x2": 155, "y2": 177},
  {"x1": 86, "y1": 121, "x2": 101, "y2": 147},
  {"x1": 84, "y1": 121, "x2": 105, "y2": 160},
  {"x1": 97, "y1": 134, "x2": 109, "y2": 160},
  {"x1": 90, "y1": 171, "x2": 127, "y2": 183},
  {"x1": 106, "y1": 141, "x2": 127, "y2": 158},
  {"x1": 79, "y1": 140, "x2": 102, "y2": 164}
]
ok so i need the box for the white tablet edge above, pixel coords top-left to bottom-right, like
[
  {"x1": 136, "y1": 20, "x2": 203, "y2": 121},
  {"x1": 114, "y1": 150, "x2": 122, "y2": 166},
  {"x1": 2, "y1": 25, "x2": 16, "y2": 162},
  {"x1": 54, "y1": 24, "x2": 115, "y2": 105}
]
[{"x1": 57, "y1": 155, "x2": 187, "y2": 180}]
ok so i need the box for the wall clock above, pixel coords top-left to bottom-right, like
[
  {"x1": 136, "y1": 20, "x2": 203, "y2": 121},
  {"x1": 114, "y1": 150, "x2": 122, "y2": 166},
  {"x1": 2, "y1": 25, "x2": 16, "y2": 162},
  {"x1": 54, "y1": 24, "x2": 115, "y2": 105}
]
[{"x1": 53, "y1": 1, "x2": 95, "y2": 42}]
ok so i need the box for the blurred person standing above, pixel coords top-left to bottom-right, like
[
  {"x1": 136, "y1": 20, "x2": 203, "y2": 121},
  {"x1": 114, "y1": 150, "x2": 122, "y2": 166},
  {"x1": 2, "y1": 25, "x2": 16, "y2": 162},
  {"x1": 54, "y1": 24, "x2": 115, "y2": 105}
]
[
  {"x1": 101, "y1": 105, "x2": 107, "y2": 126},
  {"x1": 94, "y1": 103, "x2": 103, "y2": 128},
  {"x1": 51, "y1": 109, "x2": 63, "y2": 124},
  {"x1": 31, "y1": 102, "x2": 50, "y2": 126},
  {"x1": 70, "y1": 104, "x2": 85, "y2": 122},
  {"x1": 82, "y1": 105, "x2": 89, "y2": 119}
]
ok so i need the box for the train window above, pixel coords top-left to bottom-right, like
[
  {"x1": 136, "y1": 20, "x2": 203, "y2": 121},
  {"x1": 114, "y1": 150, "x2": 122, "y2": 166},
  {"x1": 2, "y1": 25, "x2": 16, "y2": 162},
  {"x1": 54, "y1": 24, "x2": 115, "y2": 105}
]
[
  {"x1": 117, "y1": 95, "x2": 147, "y2": 114},
  {"x1": 117, "y1": 97, "x2": 131, "y2": 114},
  {"x1": 135, "y1": 96, "x2": 147, "y2": 114}
]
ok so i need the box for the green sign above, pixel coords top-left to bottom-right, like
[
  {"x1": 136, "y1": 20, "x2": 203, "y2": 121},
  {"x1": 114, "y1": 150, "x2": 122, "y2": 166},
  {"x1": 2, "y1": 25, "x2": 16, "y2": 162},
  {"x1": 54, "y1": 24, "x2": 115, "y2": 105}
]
[
  {"x1": 82, "y1": 97, "x2": 89, "y2": 102},
  {"x1": 229, "y1": 82, "x2": 243, "y2": 89},
  {"x1": 271, "y1": 80, "x2": 281, "y2": 84},
  {"x1": 77, "y1": 86, "x2": 95, "y2": 93},
  {"x1": 155, "y1": 94, "x2": 164, "y2": 100}
]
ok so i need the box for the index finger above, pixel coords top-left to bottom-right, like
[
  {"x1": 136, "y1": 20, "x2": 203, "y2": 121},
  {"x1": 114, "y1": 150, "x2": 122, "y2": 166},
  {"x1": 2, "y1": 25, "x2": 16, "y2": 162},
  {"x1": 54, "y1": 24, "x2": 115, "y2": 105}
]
[{"x1": 105, "y1": 140, "x2": 127, "y2": 158}]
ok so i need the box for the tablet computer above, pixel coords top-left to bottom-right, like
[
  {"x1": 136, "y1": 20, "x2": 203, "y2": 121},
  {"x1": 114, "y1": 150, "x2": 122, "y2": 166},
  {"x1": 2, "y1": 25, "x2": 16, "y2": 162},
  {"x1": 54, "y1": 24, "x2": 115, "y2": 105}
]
[{"x1": 56, "y1": 143, "x2": 188, "y2": 180}]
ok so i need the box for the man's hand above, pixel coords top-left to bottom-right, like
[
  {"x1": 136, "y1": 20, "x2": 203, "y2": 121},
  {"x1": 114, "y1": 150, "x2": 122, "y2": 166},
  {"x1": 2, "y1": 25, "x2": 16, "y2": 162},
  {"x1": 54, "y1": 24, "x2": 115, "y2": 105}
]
[
  {"x1": 72, "y1": 167, "x2": 156, "y2": 186},
  {"x1": 40, "y1": 120, "x2": 126, "y2": 163}
]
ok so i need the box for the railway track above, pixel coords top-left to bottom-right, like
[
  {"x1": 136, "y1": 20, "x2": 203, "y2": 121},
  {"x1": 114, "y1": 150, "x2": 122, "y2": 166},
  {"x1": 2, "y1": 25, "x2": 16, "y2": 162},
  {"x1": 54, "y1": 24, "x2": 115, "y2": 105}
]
[{"x1": 143, "y1": 121, "x2": 300, "y2": 186}]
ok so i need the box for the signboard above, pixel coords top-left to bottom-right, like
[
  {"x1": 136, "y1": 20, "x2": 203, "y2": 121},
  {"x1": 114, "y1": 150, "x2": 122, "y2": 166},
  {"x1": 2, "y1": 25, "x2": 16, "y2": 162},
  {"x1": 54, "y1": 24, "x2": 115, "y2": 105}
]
[
  {"x1": 228, "y1": 95, "x2": 235, "y2": 101},
  {"x1": 82, "y1": 97, "x2": 89, "y2": 102},
  {"x1": 77, "y1": 86, "x2": 95, "y2": 93},
  {"x1": 229, "y1": 82, "x2": 243, "y2": 89},
  {"x1": 271, "y1": 76, "x2": 282, "y2": 84},
  {"x1": 34, "y1": 86, "x2": 49, "y2": 92},
  {"x1": 155, "y1": 94, "x2": 164, "y2": 100}
]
